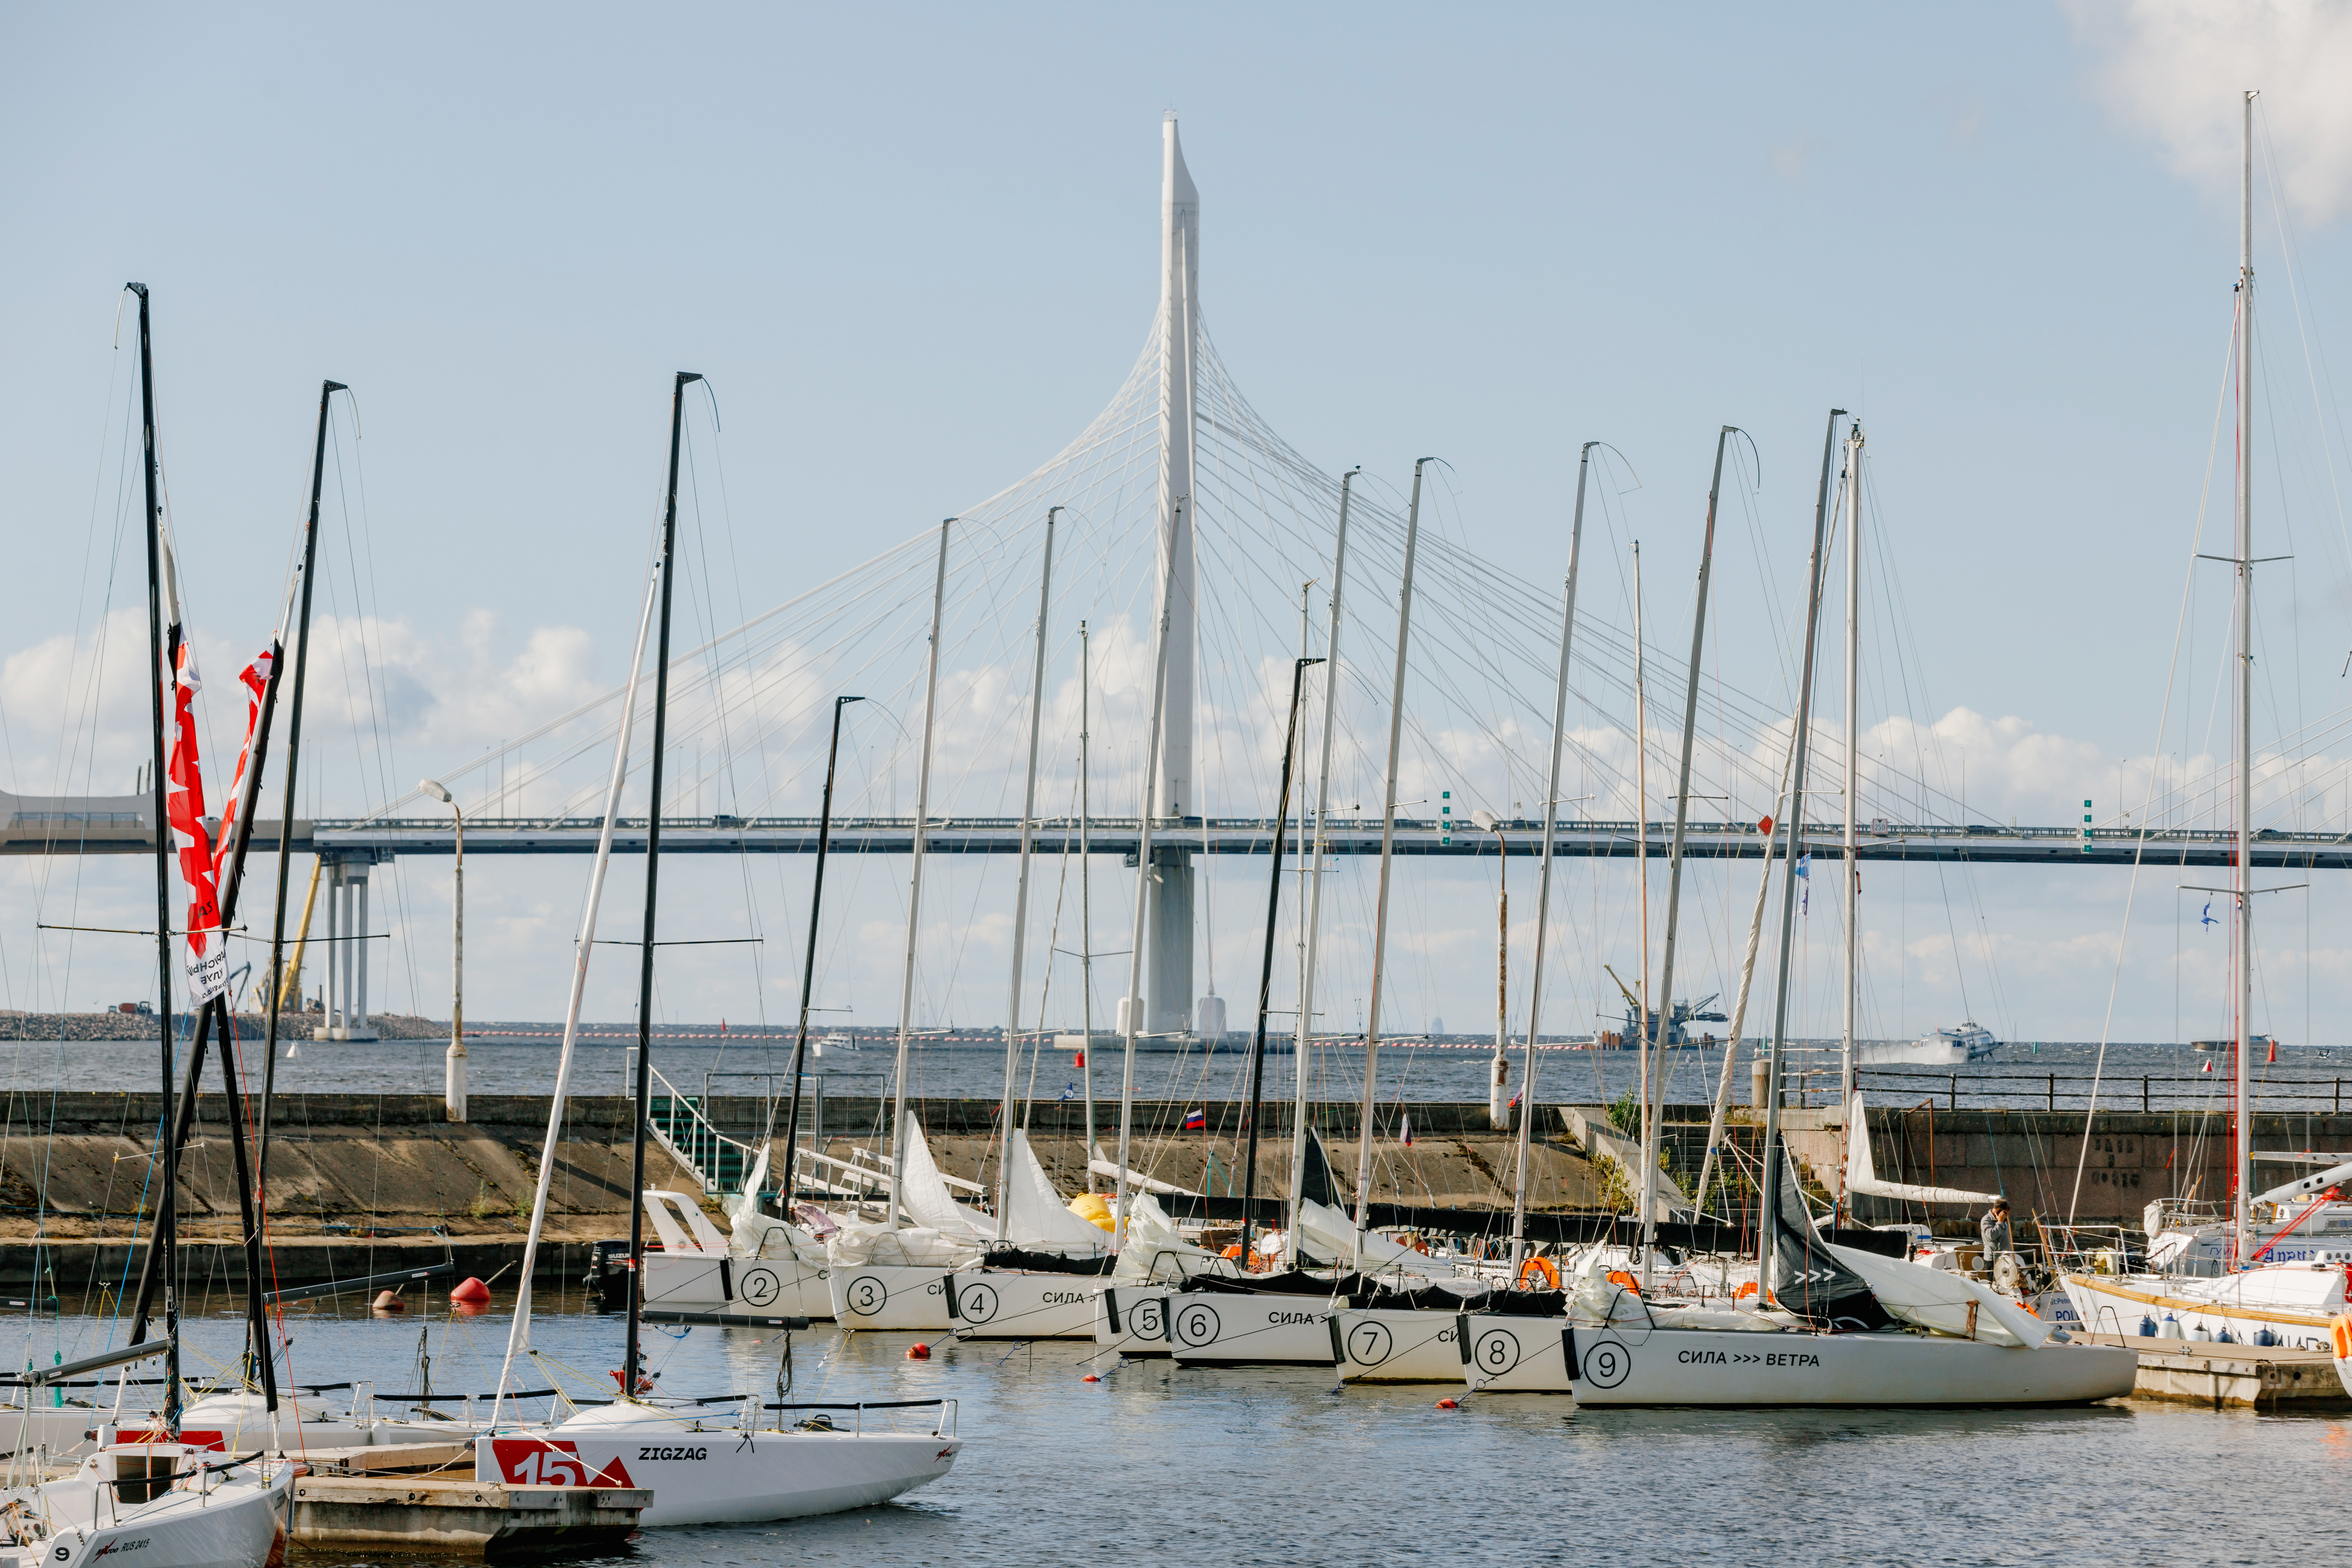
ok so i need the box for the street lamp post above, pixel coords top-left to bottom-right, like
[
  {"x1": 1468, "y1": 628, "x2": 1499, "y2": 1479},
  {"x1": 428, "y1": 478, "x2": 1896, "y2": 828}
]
[{"x1": 421, "y1": 779, "x2": 463, "y2": 1122}]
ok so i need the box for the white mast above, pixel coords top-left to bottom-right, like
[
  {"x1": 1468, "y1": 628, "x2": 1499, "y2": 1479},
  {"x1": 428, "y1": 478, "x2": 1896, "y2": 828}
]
[
  {"x1": 1841, "y1": 423, "x2": 1863, "y2": 1116},
  {"x1": 888, "y1": 519, "x2": 953, "y2": 1229},
  {"x1": 1631, "y1": 541, "x2": 1651, "y2": 1148},
  {"x1": 1148, "y1": 115, "x2": 1201, "y2": 1037},
  {"x1": 1510, "y1": 444, "x2": 1590, "y2": 1268},
  {"x1": 493, "y1": 535, "x2": 663, "y2": 1421},
  {"x1": 1113, "y1": 500, "x2": 1186, "y2": 1240},
  {"x1": 1078, "y1": 621, "x2": 1096, "y2": 1185},
  {"x1": 1489, "y1": 829, "x2": 1508, "y2": 1129},
  {"x1": 1639, "y1": 427, "x2": 1732, "y2": 1292},
  {"x1": 1288, "y1": 469, "x2": 1356, "y2": 1240},
  {"x1": 2234, "y1": 89, "x2": 2257, "y2": 1263},
  {"x1": 996, "y1": 510, "x2": 1058, "y2": 1239},
  {"x1": 1350, "y1": 458, "x2": 1429, "y2": 1266}
]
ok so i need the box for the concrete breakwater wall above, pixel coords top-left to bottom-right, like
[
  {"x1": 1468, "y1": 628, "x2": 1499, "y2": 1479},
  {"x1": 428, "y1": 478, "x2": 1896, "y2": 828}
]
[{"x1": 0, "y1": 1093, "x2": 2273, "y2": 1295}]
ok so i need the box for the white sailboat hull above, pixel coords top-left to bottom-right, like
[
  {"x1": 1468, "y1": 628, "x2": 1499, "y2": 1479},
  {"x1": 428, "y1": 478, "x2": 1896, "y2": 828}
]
[
  {"x1": 1091, "y1": 1286, "x2": 1172, "y2": 1357},
  {"x1": 2061, "y1": 1273, "x2": 2342, "y2": 1352},
  {"x1": 825, "y1": 1263, "x2": 954, "y2": 1331},
  {"x1": 1168, "y1": 1293, "x2": 1337, "y2": 1367},
  {"x1": 1, "y1": 1451, "x2": 291, "y2": 1568},
  {"x1": 946, "y1": 1269, "x2": 1105, "y2": 1340},
  {"x1": 643, "y1": 1250, "x2": 835, "y2": 1320},
  {"x1": 480, "y1": 1418, "x2": 957, "y2": 1527},
  {"x1": 1332, "y1": 1308, "x2": 1464, "y2": 1383},
  {"x1": 1567, "y1": 1325, "x2": 2137, "y2": 1406},
  {"x1": 1459, "y1": 1313, "x2": 1577, "y2": 1394}
]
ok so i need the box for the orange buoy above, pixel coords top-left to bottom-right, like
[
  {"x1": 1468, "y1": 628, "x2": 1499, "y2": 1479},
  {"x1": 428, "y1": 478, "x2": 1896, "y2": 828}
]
[
  {"x1": 1081, "y1": 1374, "x2": 1101, "y2": 1383},
  {"x1": 906, "y1": 1342, "x2": 931, "y2": 1360},
  {"x1": 1436, "y1": 1398, "x2": 1459, "y2": 1409},
  {"x1": 371, "y1": 1290, "x2": 406, "y2": 1312},
  {"x1": 449, "y1": 1277, "x2": 492, "y2": 1305},
  {"x1": 1605, "y1": 1269, "x2": 1642, "y2": 1295}
]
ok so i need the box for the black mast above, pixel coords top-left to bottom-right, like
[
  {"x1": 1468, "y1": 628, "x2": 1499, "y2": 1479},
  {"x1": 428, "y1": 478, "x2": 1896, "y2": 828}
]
[
  {"x1": 623, "y1": 371, "x2": 699, "y2": 1399},
  {"x1": 773, "y1": 694, "x2": 862, "y2": 1221},
  {"x1": 1237, "y1": 656, "x2": 1321, "y2": 1266},
  {"x1": 257, "y1": 380, "x2": 343, "y2": 1186},
  {"x1": 127, "y1": 282, "x2": 182, "y2": 1432}
]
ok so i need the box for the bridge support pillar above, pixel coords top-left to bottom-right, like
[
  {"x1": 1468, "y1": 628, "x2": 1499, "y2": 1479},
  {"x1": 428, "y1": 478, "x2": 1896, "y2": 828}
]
[
  {"x1": 317, "y1": 858, "x2": 378, "y2": 1041},
  {"x1": 1147, "y1": 844, "x2": 1194, "y2": 1038}
]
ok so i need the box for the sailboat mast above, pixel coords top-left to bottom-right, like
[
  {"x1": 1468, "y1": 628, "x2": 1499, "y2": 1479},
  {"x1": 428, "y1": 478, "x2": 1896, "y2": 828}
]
[
  {"x1": 1757, "y1": 410, "x2": 1847, "y2": 1286},
  {"x1": 1841, "y1": 422, "x2": 1863, "y2": 1120},
  {"x1": 2234, "y1": 89, "x2": 2257, "y2": 1262},
  {"x1": 492, "y1": 479, "x2": 668, "y2": 1423},
  {"x1": 890, "y1": 519, "x2": 954, "y2": 1230},
  {"x1": 996, "y1": 509, "x2": 1059, "y2": 1240},
  {"x1": 1640, "y1": 426, "x2": 1732, "y2": 1291},
  {"x1": 622, "y1": 371, "x2": 699, "y2": 1397},
  {"x1": 126, "y1": 282, "x2": 181, "y2": 1432},
  {"x1": 1239, "y1": 657, "x2": 1320, "y2": 1263},
  {"x1": 1511, "y1": 444, "x2": 1589, "y2": 1269},
  {"x1": 1350, "y1": 458, "x2": 1429, "y2": 1265},
  {"x1": 1112, "y1": 501, "x2": 1187, "y2": 1240},
  {"x1": 1288, "y1": 468, "x2": 1355, "y2": 1241},
  {"x1": 1631, "y1": 542, "x2": 1650, "y2": 1156},
  {"x1": 777, "y1": 694, "x2": 861, "y2": 1220},
  {"x1": 1078, "y1": 623, "x2": 1095, "y2": 1186},
  {"x1": 1490, "y1": 833, "x2": 1507, "y2": 1128}
]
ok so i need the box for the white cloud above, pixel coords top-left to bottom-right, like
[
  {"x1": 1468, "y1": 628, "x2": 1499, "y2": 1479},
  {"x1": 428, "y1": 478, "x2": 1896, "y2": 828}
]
[{"x1": 2065, "y1": 0, "x2": 2352, "y2": 222}]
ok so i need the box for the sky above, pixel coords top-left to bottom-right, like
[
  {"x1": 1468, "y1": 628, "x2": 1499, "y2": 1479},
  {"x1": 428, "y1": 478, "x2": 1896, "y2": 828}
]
[{"x1": 5, "y1": 3, "x2": 2352, "y2": 1051}]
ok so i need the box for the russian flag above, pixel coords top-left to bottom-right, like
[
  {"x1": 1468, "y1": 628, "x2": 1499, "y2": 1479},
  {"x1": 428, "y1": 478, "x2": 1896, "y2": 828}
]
[{"x1": 1182, "y1": 1108, "x2": 1207, "y2": 1131}]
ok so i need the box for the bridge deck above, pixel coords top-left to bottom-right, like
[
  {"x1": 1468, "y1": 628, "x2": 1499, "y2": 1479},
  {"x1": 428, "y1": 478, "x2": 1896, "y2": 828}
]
[{"x1": 8, "y1": 816, "x2": 2341, "y2": 869}]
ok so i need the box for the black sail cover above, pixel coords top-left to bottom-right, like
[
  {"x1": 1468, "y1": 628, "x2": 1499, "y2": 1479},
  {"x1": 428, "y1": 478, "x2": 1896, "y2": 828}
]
[
  {"x1": 1299, "y1": 1127, "x2": 1342, "y2": 1209},
  {"x1": 1768, "y1": 1140, "x2": 1895, "y2": 1332}
]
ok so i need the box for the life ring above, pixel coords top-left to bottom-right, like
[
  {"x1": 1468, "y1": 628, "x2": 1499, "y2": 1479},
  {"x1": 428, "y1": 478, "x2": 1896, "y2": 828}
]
[
  {"x1": 1517, "y1": 1256, "x2": 1560, "y2": 1290},
  {"x1": 1606, "y1": 1269, "x2": 1642, "y2": 1295},
  {"x1": 2331, "y1": 1314, "x2": 2352, "y2": 1362},
  {"x1": 1734, "y1": 1281, "x2": 1759, "y2": 1300}
]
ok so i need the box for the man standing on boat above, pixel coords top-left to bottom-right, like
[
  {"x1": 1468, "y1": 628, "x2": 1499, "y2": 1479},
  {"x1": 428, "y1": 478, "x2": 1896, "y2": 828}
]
[{"x1": 1978, "y1": 1197, "x2": 2012, "y2": 1274}]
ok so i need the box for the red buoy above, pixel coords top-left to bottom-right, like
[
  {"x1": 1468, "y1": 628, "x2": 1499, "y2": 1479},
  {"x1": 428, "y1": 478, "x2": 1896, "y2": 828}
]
[
  {"x1": 449, "y1": 1277, "x2": 492, "y2": 1305},
  {"x1": 1081, "y1": 1374, "x2": 1101, "y2": 1383},
  {"x1": 1436, "y1": 1398, "x2": 1459, "y2": 1409},
  {"x1": 371, "y1": 1290, "x2": 406, "y2": 1312},
  {"x1": 906, "y1": 1342, "x2": 931, "y2": 1360}
]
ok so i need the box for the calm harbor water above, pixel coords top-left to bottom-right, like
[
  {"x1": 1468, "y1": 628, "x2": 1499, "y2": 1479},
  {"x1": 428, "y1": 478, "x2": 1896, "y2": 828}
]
[
  {"x1": 15, "y1": 1294, "x2": 2343, "y2": 1567},
  {"x1": 6, "y1": 1035, "x2": 2351, "y2": 1113}
]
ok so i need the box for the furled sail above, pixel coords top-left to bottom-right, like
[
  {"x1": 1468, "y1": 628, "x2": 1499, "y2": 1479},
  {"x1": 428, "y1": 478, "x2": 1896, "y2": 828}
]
[
  {"x1": 1844, "y1": 1093, "x2": 2000, "y2": 1205},
  {"x1": 1004, "y1": 1130, "x2": 1116, "y2": 1253},
  {"x1": 1768, "y1": 1144, "x2": 1895, "y2": 1331}
]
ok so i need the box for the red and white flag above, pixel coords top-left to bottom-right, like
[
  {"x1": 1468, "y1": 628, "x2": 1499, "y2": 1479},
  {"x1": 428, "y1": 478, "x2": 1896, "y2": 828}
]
[
  {"x1": 211, "y1": 644, "x2": 278, "y2": 882},
  {"x1": 165, "y1": 639, "x2": 227, "y2": 1005}
]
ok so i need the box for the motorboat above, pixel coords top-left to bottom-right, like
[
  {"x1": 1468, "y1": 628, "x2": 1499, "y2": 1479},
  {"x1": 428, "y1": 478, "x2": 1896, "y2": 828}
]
[{"x1": 1858, "y1": 1023, "x2": 1997, "y2": 1067}]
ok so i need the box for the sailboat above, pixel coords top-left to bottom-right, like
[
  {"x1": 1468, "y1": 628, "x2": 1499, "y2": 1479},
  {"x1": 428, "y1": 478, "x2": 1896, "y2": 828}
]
[
  {"x1": 478, "y1": 375, "x2": 959, "y2": 1524},
  {"x1": 2059, "y1": 94, "x2": 2352, "y2": 1356},
  {"x1": 0, "y1": 285, "x2": 294, "y2": 1568}
]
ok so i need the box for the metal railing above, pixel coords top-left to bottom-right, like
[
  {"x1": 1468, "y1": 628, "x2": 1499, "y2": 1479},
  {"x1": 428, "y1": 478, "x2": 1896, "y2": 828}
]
[{"x1": 1790, "y1": 1067, "x2": 2352, "y2": 1113}]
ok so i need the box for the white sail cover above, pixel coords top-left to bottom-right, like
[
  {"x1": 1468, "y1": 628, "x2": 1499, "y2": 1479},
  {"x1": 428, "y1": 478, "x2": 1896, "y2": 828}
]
[
  {"x1": 1296, "y1": 1199, "x2": 1461, "y2": 1279},
  {"x1": 1845, "y1": 1093, "x2": 2000, "y2": 1205},
  {"x1": 902, "y1": 1122, "x2": 989, "y2": 1238},
  {"x1": 1005, "y1": 1130, "x2": 1115, "y2": 1252},
  {"x1": 1823, "y1": 1240, "x2": 2051, "y2": 1349},
  {"x1": 1113, "y1": 1191, "x2": 1228, "y2": 1281}
]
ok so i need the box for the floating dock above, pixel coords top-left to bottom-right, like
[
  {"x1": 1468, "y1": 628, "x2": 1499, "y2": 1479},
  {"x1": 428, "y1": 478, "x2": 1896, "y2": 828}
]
[
  {"x1": 2082, "y1": 1333, "x2": 2352, "y2": 1408},
  {"x1": 290, "y1": 1442, "x2": 647, "y2": 1555}
]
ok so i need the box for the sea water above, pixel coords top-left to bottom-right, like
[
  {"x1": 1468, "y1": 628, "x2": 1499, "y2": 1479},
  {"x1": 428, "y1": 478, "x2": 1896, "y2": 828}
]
[{"x1": 20, "y1": 1294, "x2": 2341, "y2": 1567}]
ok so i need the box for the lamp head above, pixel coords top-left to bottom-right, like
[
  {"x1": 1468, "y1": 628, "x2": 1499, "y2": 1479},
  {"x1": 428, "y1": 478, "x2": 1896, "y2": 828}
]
[{"x1": 418, "y1": 779, "x2": 454, "y2": 805}]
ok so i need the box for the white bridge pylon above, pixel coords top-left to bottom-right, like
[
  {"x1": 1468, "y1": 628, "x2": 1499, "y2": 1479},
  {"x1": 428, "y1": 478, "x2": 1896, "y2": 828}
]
[{"x1": 362, "y1": 124, "x2": 2018, "y2": 1041}]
